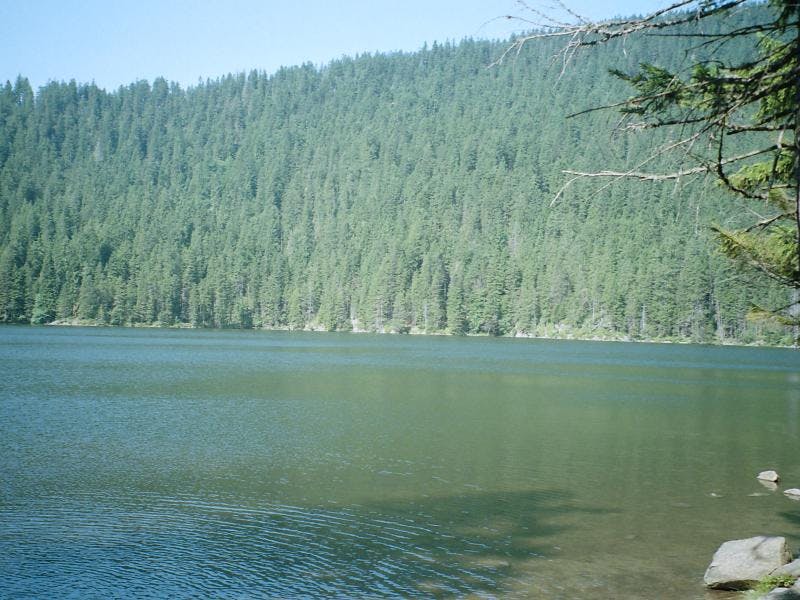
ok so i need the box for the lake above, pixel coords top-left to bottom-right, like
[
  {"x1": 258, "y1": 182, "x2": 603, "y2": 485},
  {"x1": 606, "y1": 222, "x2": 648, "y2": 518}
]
[{"x1": 1, "y1": 326, "x2": 798, "y2": 598}]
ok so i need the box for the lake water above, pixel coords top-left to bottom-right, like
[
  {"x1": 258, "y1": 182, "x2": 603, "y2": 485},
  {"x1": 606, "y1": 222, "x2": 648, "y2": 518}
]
[{"x1": 1, "y1": 326, "x2": 798, "y2": 598}]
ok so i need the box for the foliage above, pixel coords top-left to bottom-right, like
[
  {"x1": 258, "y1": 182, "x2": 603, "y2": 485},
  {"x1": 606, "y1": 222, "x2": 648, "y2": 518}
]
[{"x1": 751, "y1": 573, "x2": 797, "y2": 593}]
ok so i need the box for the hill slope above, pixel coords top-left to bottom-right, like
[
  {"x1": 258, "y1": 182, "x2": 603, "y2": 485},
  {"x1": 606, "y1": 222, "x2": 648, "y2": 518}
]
[{"x1": 0, "y1": 20, "x2": 792, "y2": 344}]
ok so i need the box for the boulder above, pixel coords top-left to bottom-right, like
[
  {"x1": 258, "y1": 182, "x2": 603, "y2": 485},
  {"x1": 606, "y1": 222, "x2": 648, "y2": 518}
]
[
  {"x1": 773, "y1": 558, "x2": 800, "y2": 578},
  {"x1": 784, "y1": 489, "x2": 800, "y2": 500},
  {"x1": 704, "y1": 536, "x2": 791, "y2": 590},
  {"x1": 759, "y1": 471, "x2": 781, "y2": 483}
]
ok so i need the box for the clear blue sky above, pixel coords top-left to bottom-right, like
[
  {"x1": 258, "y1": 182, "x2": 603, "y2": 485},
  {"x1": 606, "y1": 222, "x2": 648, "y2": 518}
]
[{"x1": 1, "y1": 0, "x2": 658, "y2": 92}]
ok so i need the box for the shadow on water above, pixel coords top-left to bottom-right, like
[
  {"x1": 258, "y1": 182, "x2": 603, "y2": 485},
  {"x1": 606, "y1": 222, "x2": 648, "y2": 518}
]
[
  {"x1": 779, "y1": 508, "x2": 800, "y2": 547},
  {"x1": 1, "y1": 485, "x2": 619, "y2": 599},
  {"x1": 344, "y1": 486, "x2": 620, "y2": 597}
]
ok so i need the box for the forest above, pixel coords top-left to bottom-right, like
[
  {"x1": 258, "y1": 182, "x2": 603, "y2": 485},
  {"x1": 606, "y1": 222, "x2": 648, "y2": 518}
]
[{"x1": 0, "y1": 8, "x2": 793, "y2": 344}]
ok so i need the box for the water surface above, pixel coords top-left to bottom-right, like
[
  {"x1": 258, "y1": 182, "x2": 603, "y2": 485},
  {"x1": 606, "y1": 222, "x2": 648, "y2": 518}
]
[{"x1": 1, "y1": 326, "x2": 799, "y2": 598}]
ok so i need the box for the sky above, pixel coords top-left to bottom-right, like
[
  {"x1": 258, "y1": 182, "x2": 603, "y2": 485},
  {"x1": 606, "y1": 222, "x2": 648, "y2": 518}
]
[{"x1": 1, "y1": 1, "x2": 660, "y2": 92}]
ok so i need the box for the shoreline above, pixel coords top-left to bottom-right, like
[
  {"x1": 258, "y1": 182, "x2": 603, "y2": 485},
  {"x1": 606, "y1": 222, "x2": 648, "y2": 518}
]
[{"x1": 10, "y1": 318, "x2": 790, "y2": 349}]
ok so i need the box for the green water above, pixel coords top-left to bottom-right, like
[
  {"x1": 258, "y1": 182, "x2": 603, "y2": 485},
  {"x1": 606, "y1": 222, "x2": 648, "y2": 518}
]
[{"x1": 1, "y1": 326, "x2": 798, "y2": 598}]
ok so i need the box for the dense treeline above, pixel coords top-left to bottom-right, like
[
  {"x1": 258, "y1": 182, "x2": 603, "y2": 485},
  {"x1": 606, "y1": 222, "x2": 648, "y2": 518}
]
[{"x1": 0, "y1": 15, "x2": 793, "y2": 344}]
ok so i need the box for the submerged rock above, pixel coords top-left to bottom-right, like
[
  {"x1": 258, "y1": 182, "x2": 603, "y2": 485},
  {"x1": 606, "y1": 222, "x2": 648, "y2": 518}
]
[
  {"x1": 759, "y1": 471, "x2": 781, "y2": 483},
  {"x1": 704, "y1": 536, "x2": 791, "y2": 590}
]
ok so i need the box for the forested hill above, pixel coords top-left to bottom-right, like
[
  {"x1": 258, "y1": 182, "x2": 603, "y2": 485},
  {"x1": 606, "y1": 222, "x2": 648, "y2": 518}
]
[{"x1": 0, "y1": 16, "x2": 792, "y2": 344}]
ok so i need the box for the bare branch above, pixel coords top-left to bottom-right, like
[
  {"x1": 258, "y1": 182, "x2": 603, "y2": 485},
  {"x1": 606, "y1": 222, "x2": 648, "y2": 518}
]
[
  {"x1": 561, "y1": 147, "x2": 779, "y2": 182},
  {"x1": 744, "y1": 212, "x2": 796, "y2": 232},
  {"x1": 499, "y1": 0, "x2": 749, "y2": 69}
]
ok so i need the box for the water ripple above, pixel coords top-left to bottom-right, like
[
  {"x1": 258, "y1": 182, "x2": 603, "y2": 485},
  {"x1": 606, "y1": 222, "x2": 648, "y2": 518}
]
[{"x1": 0, "y1": 492, "x2": 512, "y2": 598}]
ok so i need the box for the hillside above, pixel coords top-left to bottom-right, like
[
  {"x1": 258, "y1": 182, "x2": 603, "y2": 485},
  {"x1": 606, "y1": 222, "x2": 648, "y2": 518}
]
[{"x1": 0, "y1": 14, "x2": 792, "y2": 344}]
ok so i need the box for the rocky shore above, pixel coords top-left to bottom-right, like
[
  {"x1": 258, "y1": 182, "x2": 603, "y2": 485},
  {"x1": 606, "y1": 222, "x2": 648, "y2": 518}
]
[{"x1": 704, "y1": 472, "x2": 800, "y2": 598}]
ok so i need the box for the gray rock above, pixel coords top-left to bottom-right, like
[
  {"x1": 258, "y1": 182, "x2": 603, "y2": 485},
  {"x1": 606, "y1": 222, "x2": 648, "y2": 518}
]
[
  {"x1": 704, "y1": 536, "x2": 791, "y2": 590},
  {"x1": 773, "y1": 559, "x2": 800, "y2": 578},
  {"x1": 784, "y1": 489, "x2": 800, "y2": 500},
  {"x1": 759, "y1": 470, "x2": 781, "y2": 483}
]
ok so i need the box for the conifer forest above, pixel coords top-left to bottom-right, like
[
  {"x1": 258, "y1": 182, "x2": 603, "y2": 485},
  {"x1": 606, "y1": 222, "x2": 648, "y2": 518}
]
[{"x1": 0, "y1": 8, "x2": 793, "y2": 344}]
